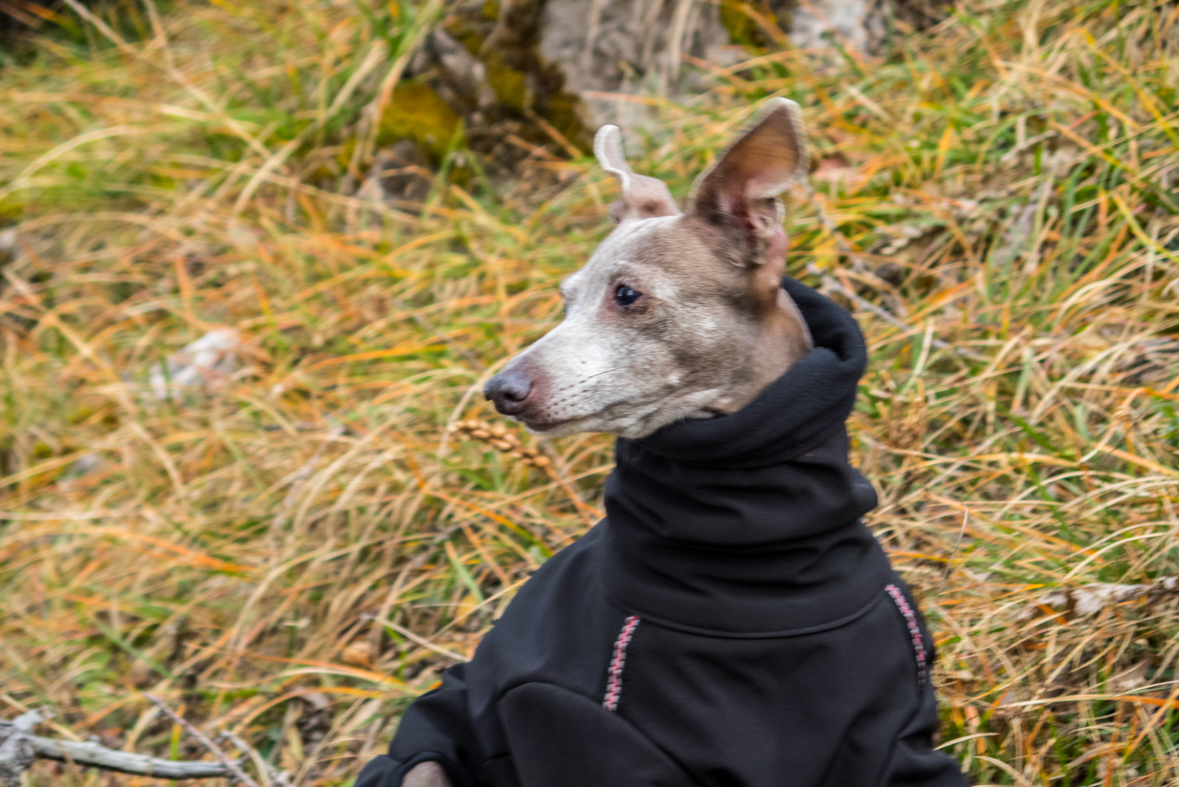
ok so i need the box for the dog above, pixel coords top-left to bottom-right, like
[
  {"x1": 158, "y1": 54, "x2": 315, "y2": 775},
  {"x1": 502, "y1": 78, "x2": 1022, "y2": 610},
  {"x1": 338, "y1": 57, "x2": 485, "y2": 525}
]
[{"x1": 358, "y1": 99, "x2": 966, "y2": 787}]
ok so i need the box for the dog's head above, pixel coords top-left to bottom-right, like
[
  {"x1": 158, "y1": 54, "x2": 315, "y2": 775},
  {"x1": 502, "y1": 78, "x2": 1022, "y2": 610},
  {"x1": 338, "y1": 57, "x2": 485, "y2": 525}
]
[{"x1": 484, "y1": 99, "x2": 814, "y2": 439}]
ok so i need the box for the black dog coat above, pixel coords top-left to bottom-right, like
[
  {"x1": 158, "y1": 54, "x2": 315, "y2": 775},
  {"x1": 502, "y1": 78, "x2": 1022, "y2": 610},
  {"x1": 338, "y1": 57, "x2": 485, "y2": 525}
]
[{"x1": 358, "y1": 279, "x2": 967, "y2": 787}]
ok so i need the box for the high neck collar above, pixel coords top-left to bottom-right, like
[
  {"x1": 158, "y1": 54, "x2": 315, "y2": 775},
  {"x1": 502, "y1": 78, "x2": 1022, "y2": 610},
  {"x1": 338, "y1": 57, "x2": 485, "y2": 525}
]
[{"x1": 597, "y1": 278, "x2": 893, "y2": 635}]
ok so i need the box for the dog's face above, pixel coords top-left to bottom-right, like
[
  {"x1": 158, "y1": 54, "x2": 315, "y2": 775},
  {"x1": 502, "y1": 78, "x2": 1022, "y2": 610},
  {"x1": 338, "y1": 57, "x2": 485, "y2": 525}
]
[{"x1": 485, "y1": 99, "x2": 814, "y2": 439}]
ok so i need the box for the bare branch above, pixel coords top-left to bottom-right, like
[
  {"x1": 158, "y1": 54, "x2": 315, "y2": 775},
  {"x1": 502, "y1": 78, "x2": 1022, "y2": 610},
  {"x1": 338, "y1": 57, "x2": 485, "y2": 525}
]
[
  {"x1": 1, "y1": 709, "x2": 229, "y2": 782},
  {"x1": 32, "y1": 737, "x2": 230, "y2": 779}
]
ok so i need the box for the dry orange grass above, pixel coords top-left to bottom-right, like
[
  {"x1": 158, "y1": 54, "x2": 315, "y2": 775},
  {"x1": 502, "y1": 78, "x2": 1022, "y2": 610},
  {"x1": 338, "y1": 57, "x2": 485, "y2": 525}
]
[{"x1": 3, "y1": 0, "x2": 1179, "y2": 784}]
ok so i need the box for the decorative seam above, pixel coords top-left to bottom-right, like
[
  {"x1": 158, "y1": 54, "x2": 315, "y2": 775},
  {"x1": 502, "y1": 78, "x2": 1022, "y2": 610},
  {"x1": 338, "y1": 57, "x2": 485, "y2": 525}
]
[
  {"x1": 885, "y1": 584, "x2": 927, "y2": 686},
  {"x1": 602, "y1": 615, "x2": 641, "y2": 711}
]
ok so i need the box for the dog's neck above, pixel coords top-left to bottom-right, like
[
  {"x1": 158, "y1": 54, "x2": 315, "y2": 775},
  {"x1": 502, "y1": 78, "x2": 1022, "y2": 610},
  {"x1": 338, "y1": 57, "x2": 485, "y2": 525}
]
[{"x1": 689, "y1": 280, "x2": 815, "y2": 418}]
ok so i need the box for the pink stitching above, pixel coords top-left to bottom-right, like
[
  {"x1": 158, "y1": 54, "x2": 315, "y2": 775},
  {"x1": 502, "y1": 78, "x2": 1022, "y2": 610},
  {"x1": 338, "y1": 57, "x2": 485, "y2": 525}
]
[
  {"x1": 602, "y1": 615, "x2": 641, "y2": 711},
  {"x1": 885, "y1": 584, "x2": 927, "y2": 686}
]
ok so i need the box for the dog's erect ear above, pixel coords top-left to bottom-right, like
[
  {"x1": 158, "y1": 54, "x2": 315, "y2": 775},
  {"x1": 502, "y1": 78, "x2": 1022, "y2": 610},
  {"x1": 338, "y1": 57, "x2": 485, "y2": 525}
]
[
  {"x1": 594, "y1": 125, "x2": 681, "y2": 223},
  {"x1": 690, "y1": 98, "x2": 809, "y2": 253}
]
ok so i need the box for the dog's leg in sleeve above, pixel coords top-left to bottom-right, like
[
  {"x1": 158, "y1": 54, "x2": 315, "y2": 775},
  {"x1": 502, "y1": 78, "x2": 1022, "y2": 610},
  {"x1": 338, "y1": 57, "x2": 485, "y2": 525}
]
[
  {"x1": 355, "y1": 664, "x2": 478, "y2": 787},
  {"x1": 876, "y1": 621, "x2": 968, "y2": 787},
  {"x1": 875, "y1": 690, "x2": 968, "y2": 787}
]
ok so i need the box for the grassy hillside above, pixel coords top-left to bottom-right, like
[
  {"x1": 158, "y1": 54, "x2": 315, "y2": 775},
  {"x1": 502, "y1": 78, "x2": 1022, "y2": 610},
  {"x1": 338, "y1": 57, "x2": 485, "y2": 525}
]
[{"x1": 3, "y1": 0, "x2": 1179, "y2": 784}]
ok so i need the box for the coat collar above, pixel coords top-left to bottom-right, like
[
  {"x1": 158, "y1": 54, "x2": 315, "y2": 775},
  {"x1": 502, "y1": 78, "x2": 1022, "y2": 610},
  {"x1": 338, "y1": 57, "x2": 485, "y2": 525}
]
[{"x1": 597, "y1": 278, "x2": 893, "y2": 634}]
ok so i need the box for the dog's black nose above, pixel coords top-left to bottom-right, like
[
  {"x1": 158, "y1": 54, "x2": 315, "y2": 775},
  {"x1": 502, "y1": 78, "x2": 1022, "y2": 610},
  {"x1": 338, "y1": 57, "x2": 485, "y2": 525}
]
[{"x1": 484, "y1": 369, "x2": 534, "y2": 415}]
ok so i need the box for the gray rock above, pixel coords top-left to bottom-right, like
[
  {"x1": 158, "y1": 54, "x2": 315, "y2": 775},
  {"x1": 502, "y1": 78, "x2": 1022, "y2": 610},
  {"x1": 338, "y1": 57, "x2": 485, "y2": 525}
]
[{"x1": 538, "y1": 0, "x2": 734, "y2": 135}]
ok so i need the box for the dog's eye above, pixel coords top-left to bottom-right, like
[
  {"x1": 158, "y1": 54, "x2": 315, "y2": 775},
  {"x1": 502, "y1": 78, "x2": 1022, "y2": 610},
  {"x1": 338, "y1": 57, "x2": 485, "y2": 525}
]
[{"x1": 614, "y1": 285, "x2": 642, "y2": 308}]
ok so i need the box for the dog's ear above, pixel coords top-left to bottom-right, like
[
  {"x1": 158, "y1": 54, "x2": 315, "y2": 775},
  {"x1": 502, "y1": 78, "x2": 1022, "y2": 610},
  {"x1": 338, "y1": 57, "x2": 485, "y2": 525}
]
[
  {"x1": 689, "y1": 98, "x2": 809, "y2": 259},
  {"x1": 595, "y1": 125, "x2": 681, "y2": 223}
]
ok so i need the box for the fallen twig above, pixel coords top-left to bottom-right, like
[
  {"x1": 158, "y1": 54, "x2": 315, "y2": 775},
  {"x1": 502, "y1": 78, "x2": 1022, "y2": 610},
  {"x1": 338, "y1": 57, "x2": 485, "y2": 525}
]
[
  {"x1": 0, "y1": 709, "x2": 230, "y2": 784},
  {"x1": 32, "y1": 736, "x2": 230, "y2": 780}
]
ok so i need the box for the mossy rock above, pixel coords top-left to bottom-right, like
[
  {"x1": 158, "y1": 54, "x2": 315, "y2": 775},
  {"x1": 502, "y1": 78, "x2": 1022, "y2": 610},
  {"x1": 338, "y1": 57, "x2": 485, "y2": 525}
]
[
  {"x1": 484, "y1": 54, "x2": 528, "y2": 112},
  {"x1": 545, "y1": 91, "x2": 589, "y2": 153},
  {"x1": 720, "y1": 0, "x2": 782, "y2": 48},
  {"x1": 0, "y1": 197, "x2": 25, "y2": 224},
  {"x1": 377, "y1": 82, "x2": 463, "y2": 162}
]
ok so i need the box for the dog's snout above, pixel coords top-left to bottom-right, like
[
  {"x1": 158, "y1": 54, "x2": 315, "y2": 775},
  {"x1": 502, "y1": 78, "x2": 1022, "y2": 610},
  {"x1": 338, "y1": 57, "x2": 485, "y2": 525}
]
[{"x1": 484, "y1": 369, "x2": 534, "y2": 415}]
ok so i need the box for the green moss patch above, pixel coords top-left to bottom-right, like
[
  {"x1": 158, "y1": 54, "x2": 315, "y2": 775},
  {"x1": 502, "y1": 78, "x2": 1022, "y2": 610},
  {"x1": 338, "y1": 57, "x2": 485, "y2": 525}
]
[{"x1": 377, "y1": 82, "x2": 463, "y2": 161}]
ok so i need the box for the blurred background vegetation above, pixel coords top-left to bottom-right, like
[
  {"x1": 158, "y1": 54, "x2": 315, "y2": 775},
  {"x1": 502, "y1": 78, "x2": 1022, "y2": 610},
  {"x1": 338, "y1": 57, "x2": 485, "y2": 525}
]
[{"x1": 3, "y1": 0, "x2": 1179, "y2": 784}]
